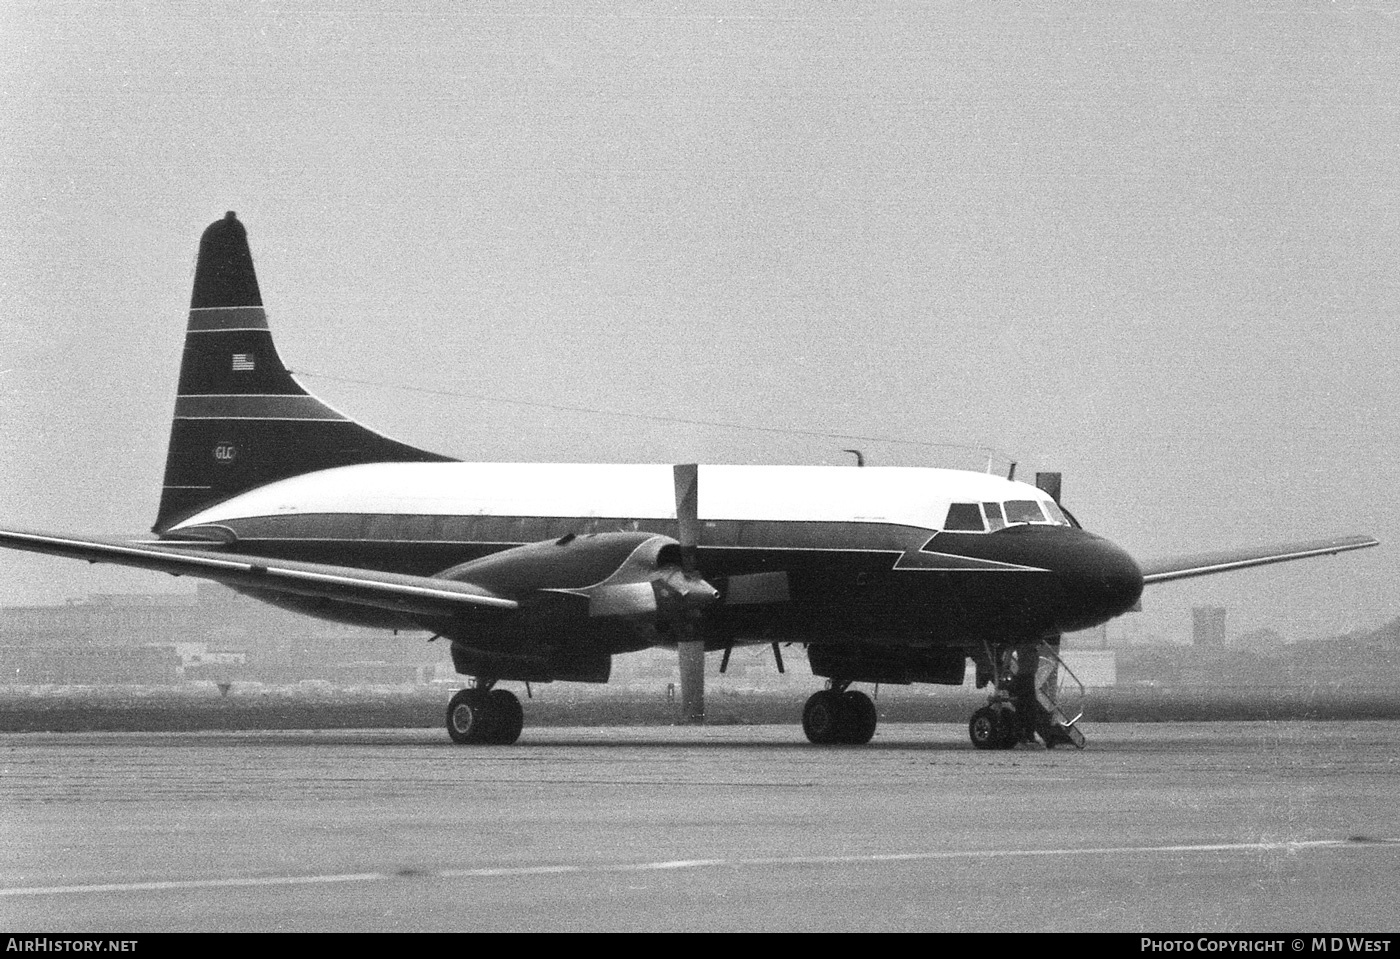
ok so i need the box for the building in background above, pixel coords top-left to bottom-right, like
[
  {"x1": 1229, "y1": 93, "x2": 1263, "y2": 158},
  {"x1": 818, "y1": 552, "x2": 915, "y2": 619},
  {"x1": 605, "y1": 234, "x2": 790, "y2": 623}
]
[{"x1": 0, "y1": 584, "x2": 447, "y2": 685}]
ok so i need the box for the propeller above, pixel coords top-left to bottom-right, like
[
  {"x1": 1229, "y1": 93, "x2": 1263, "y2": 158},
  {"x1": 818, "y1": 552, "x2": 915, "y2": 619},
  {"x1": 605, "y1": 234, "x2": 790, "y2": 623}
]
[
  {"x1": 582, "y1": 466, "x2": 782, "y2": 725},
  {"x1": 673, "y1": 463, "x2": 708, "y2": 724}
]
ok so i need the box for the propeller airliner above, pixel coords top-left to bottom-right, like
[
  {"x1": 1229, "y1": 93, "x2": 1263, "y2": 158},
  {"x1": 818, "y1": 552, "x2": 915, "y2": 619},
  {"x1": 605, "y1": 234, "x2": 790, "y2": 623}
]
[{"x1": 0, "y1": 213, "x2": 1378, "y2": 749}]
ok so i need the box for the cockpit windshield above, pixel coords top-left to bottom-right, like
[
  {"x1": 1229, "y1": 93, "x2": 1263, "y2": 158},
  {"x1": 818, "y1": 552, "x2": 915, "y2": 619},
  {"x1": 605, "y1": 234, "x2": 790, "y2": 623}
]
[
  {"x1": 943, "y1": 503, "x2": 984, "y2": 531},
  {"x1": 982, "y1": 502, "x2": 1005, "y2": 531},
  {"x1": 942, "y1": 499, "x2": 1071, "y2": 532},
  {"x1": 1003, "y1": 500, "x2": 1047, "y2": 524}
]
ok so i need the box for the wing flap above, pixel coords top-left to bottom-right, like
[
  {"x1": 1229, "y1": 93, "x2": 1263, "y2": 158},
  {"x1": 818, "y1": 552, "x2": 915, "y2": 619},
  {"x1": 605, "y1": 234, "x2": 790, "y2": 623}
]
[
  {"x1": 1140, "y1": 534, "x2": 1378, "y2": 585},
  {"x1": 0, "y1": 528, "x2": 518, "y2": 618}
]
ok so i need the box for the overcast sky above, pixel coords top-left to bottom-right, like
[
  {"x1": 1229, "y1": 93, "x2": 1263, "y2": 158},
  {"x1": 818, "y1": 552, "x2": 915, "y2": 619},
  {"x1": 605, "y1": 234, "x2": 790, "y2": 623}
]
[{"x1": 1, "y1": 2, "x2": 1395, "y2": 644}]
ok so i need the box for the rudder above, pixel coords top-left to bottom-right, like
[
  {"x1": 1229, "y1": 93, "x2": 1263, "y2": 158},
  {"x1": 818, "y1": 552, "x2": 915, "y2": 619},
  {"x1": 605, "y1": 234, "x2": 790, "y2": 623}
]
[{"x1": 155, "y1": 212, "x2": 454, "y2": 532}]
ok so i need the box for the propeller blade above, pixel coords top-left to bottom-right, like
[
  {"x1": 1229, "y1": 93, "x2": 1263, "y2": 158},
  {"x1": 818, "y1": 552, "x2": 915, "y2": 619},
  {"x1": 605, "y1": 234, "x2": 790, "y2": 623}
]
[
  {"x1": 677, "y1": 635, "x2": 705, "y2": 724},
  {"x1": 673, "y1": 463, "x2": 700, "y2": 570},
  {"x1": 673, "y1": 463, "x2": 705, "y2": 724}
]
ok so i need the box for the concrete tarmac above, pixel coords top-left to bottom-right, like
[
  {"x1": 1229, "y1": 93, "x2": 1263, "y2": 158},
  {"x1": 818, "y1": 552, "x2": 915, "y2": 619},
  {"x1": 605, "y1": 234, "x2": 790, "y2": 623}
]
[{"x1": 2, "y1": 722, "x2": 1398, "y2": 932}]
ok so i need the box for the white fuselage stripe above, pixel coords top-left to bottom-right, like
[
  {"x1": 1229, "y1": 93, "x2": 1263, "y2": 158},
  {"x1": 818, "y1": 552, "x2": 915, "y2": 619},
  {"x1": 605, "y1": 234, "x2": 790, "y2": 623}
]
[{"x1": 172, "y1": 462, "x2": 1066, "y2": 533}]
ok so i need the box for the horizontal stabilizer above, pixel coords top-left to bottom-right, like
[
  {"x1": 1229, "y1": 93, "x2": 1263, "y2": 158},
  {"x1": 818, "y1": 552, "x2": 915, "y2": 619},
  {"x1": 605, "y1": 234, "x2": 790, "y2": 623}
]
[
  {"x1": 0, "y1": 528, "x2": 517, "y2": 619},
  {"x1": 1140, "y1": 534, "x2": 1378, "y2": 585}
]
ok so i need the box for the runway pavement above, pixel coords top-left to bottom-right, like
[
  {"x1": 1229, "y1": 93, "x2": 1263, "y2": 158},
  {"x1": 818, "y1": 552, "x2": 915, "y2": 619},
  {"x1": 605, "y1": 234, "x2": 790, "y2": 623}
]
[{"x1": 2, "y1": 722, "x2": 1398, "y2": 932}]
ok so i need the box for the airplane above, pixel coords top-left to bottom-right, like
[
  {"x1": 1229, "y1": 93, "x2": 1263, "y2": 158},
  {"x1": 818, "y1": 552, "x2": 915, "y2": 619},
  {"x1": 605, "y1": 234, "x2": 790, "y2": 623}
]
[{"x1": 0, "y1": 212, "x2": 1379, "y2": 749}]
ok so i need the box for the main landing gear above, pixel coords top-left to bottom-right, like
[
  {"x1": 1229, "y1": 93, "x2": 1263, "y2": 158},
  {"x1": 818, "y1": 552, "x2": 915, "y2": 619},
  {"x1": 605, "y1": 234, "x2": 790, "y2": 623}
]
[
  {"x1": 446, "y1": 681, "x2": 524, "y2": 745},
  {"x1": 802, "y1": 683, "x2": 878, "y2": 745},
  {"x1": 969, "y1": 640, "x2": 1085, "y2": 751}
]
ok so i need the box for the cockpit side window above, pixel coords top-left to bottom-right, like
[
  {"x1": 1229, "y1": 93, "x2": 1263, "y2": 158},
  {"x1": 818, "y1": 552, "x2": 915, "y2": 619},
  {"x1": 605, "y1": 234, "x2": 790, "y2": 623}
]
[
  {"x1": 1042, "y1": 500, "x2": 1071, "y2": 526},
  {"x1": 982, "y1": 502, "x2": 1006, "y2": 531},
  {"x1": 943, "y1": 503, "x2": 985, "y2": 532},
  {"x1": 1004, "y1": 500, "x2": 1049, "y2": 524}
]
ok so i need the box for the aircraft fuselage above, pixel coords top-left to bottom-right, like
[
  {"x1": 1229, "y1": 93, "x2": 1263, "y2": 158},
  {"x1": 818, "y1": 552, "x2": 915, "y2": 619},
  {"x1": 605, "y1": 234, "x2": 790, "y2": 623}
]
[{"x1": 163, "y1": 461, "x2": 1145, "y2": 655}]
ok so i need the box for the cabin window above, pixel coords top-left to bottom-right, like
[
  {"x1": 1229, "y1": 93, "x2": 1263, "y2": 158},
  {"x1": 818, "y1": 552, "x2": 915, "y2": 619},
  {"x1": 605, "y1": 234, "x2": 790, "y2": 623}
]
[
  {"x1": 1003, "y1": 500, "x2": 1049, "y2": 525},
  {"x1": 943, "y1": 503, "x2": 985, "y2": 532},
  {"x1": 982, "y1": 502, "x2": 1006, "y2": 531}
]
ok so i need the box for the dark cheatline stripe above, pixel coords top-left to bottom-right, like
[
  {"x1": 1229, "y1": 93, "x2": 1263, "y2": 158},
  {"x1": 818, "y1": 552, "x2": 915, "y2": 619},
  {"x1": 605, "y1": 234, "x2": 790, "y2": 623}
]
[
  {"x1": 187, "y1": 306, "x2": 270, "y2": 331},
  {"x1": 174, "y1": 395, "x2": 350, "y2": 420}
]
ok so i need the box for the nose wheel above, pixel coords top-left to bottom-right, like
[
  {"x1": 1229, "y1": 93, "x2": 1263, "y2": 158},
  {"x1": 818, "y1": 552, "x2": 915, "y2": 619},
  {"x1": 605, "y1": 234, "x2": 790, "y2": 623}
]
[
  {"x1": 968, "y1": 705, "x2": 1018, "y2": 750},
  {"x1": 969, "y1": 641, "x2": 1086, "y2": 750}
]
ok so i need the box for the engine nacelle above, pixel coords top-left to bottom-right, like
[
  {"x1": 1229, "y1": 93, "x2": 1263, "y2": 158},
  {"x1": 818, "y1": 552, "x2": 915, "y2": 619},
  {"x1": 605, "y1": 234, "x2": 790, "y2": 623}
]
[
  {"x1": 436, "y1": 530, "x2": 716, "y2": 623},
  {"x1": 450, "y1": 641, "x2": 611, "y2": 684}
]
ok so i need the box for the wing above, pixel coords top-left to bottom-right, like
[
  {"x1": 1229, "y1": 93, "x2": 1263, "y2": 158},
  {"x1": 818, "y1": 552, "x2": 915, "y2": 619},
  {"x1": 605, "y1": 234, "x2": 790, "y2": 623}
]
[
  {"x1": 0, "y1": 528, "x2": 518, "y2": 618},
  {"x1": 1139, "y1": 534, "x2": 1378, "y2": 585}
]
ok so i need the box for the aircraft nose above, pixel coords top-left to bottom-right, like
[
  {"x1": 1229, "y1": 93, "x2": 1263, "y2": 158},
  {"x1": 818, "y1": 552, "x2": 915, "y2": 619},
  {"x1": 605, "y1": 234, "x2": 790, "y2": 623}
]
[{"x1": 1054, "y1": 533, "x2": 1145, "y2": 632}]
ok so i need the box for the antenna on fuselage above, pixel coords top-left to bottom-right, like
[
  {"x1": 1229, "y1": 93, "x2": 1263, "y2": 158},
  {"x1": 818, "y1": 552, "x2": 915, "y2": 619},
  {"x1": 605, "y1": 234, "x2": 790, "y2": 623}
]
[
  {"x1": 841, "y1": 449, "x2": 865, "y2": 467},
  {"x1": 1007, "y1": 461, "x2": 1017, "y2": 482}
]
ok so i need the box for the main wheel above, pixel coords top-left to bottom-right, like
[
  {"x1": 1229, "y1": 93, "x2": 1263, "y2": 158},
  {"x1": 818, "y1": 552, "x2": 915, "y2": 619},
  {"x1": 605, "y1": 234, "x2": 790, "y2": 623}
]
[
  {"x1": 839, "y1": 690, "x2": 878, "y2": 745},
  {"x1": 802, "y1": 690, "x2": 845, "y2": 745},
  {"x1": 485, "y1": 689, "x2": 524, "y2": 745},
  {"x1": 446, "y1": 688, "x2": 489, "y2": 744}
]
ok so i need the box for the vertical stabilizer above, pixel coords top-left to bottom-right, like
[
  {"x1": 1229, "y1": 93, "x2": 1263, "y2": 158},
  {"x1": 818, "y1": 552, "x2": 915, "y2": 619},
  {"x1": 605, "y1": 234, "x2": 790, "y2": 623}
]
[{"x1": 155, "y1": 212, "x2": 454, "y2": 532}]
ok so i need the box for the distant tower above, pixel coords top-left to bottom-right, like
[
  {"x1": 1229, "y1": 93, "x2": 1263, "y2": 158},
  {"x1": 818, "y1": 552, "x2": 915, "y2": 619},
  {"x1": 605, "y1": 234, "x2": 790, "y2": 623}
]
[{"x1": 1192, "y1": 606, "x2": 1227, "y2": 647}]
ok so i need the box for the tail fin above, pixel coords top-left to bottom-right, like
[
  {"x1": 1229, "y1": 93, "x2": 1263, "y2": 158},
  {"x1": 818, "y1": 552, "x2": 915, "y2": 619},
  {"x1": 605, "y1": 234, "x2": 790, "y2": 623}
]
[{"x1": 154, "y1": 212, "x2": 454, "y2": 532}]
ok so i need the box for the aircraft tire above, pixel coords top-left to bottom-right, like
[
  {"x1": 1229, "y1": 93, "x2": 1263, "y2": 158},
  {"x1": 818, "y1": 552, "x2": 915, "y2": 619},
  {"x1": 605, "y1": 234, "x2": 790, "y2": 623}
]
[
  {"x1": 485, "y1": 689, "x2": 524, "y2": 745},
  {"x1": 839, "y1": 690, "x2": 877, "y2": 745},
  {"x1": 968, "y1": 706, "x2": 1003, "y2": 750},
  {"x1": 802, "y1": 691, "x2": 845, "y2": 745},
  {"x1": 446, "y1": 688, "x2": 490, "y2": 744}
]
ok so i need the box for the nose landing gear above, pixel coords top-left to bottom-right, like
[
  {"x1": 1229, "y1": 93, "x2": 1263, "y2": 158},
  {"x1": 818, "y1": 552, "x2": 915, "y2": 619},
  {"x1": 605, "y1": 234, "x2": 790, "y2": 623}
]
[
  {"x1": 968, "y1": 704, "x2": 1019, "y2": 750},
  {"x1": 969, "y1": 640, "x2": 1085, "y2": 750}
]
